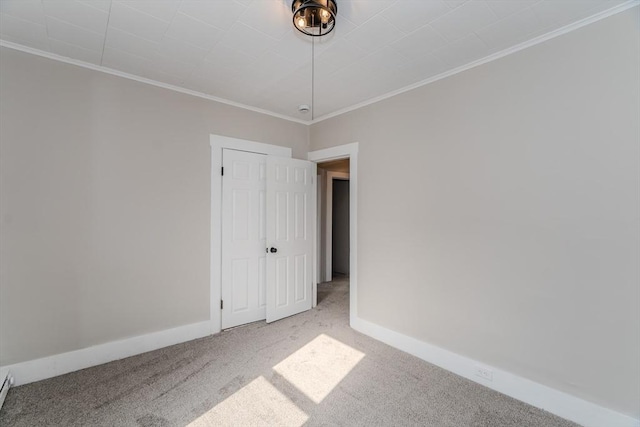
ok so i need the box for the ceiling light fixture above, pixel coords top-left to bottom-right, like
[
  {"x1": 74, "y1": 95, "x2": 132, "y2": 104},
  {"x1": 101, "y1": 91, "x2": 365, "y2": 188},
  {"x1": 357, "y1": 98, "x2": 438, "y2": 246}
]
[
  {"x1": 291, "y1": 0, "x2": 337, "y2": 120},
  {"x1": 292, "y1": 0, "x2": 338, "y2": 37}
]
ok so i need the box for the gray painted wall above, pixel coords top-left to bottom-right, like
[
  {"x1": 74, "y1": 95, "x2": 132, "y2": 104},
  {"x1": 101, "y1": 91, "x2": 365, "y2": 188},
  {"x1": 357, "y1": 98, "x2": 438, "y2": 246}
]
[
  {"x1": 310, "y1": 8, "x2": 639, "y2": 418},
  {"x1": 0, "y1": 47, "x2": 309, "y2": 366},
  {"x1": 332, "y1": 179, "x2": 349, "y2": 275}
]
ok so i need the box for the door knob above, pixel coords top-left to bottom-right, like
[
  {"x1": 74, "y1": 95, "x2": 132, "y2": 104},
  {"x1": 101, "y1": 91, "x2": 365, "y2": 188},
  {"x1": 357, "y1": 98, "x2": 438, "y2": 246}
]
[{"x1": 270, "y1": 247, "x2": 278, "y2": 253}]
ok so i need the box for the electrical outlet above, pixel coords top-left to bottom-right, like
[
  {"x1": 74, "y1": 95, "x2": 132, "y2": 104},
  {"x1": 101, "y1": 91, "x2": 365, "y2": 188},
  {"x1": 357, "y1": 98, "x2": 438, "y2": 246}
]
[{"x1": 475, "y1": 366, "x2": 493, "y2": 381}]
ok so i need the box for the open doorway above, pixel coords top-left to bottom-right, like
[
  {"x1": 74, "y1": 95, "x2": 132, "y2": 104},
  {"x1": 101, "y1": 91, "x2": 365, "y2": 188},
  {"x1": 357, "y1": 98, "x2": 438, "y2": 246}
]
[
  {"x1": 308, "y1": 143, "x2": 358, "y2": 325},
  {"x1": 316, "y1": 158, "x2": 350, "y2": 305}
]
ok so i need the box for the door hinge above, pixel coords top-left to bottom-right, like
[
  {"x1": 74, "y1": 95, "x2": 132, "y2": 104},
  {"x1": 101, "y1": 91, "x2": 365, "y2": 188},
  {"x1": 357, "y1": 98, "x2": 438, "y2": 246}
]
[
  {"x1": 221, "y1": 166, "x2": 224, "y2": 176},
  {"x1": 221, "y1": 300, "x2": 224, "y2": 309}
]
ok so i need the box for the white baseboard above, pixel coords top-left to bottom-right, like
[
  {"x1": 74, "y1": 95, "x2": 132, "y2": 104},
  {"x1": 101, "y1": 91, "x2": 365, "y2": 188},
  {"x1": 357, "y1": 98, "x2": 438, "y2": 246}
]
[
  {"x1": 351, "y1": 316, "x2": 639, "y2": 427},
  {"x1": 0, "y1": 321, "x2": 212, "y2": 386},
  {"x1": 2, "y1": 316, "x2": 636, "y2": 427}
]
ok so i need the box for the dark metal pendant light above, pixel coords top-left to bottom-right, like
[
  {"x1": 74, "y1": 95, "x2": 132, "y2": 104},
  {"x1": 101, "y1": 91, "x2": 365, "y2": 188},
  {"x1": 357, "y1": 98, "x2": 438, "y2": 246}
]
[{"x1": 292, "y1": 0, "x2": 338, "y2": 37}]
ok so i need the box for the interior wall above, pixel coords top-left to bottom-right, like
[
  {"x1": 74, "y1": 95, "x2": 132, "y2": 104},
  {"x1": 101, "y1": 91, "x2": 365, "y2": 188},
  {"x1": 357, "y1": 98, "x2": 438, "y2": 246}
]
[
  {"x1": 332, "y1": 179, "x2": 350, "y2": 275},
  {"x1": 0, "y1": 47, "x2": 309, "y2": 366},
  {"x1": 310, "y1": 8, "x2": 639, "y2": 418}
]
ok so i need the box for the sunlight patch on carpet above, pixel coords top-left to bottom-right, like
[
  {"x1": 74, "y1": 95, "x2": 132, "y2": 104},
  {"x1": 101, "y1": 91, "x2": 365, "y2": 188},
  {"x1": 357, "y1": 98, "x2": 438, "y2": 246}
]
[
  {"x1": 187, "y1": 376, "x2": 308, "y2": 427},
  {"x1": 273, "y1": 333, "x2": 365, "y2": 404}
]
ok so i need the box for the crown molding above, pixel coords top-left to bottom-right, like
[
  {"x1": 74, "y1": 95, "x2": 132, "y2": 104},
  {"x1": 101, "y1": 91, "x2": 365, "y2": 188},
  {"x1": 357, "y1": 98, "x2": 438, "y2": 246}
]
[
  {"x1": 1, "y1": 0, "x2": 637, "y2": 127},
  {"x1": 0, "y1": 40, "x2": 311, "y2": 126},
  {"x1": 310, "y1": 0, "x2": 640, "y2": 124}
]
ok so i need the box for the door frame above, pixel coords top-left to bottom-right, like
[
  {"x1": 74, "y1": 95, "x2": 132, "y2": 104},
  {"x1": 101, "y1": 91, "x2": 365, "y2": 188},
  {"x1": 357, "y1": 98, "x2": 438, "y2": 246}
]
[
  {"x1": 325, "y1": 171, "x2": 350, "y2": 281},
  {"x1": 210, "y1": 135, "x2": 291, "y2": 334},
  {"x1": 308, "y1": 142, "x2": 359, "y2": 325}
]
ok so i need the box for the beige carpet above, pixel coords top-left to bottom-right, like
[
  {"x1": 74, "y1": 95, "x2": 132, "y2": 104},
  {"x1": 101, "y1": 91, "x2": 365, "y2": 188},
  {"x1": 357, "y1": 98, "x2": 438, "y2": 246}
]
[{"x1": 0, "y1": 277, "x2": 578, "y2": 427}]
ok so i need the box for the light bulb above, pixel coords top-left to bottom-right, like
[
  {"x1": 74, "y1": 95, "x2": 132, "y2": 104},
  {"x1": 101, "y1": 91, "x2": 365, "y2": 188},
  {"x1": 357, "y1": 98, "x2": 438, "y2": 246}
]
[
  {"x1": 297, "y1": 16, "x2": 306, "y2": 28},
  {"x1": 319, "y1": 8, "x2": 330, "y2": 23}
]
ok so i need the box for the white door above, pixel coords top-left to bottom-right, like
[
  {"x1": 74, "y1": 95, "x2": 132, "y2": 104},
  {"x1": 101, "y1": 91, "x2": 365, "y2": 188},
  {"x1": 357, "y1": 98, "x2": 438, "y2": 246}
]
[
  {"x1": 221, "y1": 149, "x2": 267, "y2": 329},
  {"x1": 266, "y1": 156, "x2": 316, "y2": 323}
]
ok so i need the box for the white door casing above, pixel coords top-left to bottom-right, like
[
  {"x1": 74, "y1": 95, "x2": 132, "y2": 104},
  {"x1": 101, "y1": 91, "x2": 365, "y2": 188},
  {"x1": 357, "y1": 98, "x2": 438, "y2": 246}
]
[
  {"x1": 266, "y1": 156, "x2": 316, "y2": 323},
  {"x1": 316, "y1": 170, "x2": 323, "y2": 288},
  {"x1": 221, "y1": 149, "x2": 267, "y2": 329}
]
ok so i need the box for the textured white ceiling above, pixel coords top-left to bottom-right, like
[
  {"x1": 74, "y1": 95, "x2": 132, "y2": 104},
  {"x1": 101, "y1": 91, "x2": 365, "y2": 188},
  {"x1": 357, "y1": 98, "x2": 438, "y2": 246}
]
[{"x1": 0, "y1": 0, "x2": 632, "y2": 122}]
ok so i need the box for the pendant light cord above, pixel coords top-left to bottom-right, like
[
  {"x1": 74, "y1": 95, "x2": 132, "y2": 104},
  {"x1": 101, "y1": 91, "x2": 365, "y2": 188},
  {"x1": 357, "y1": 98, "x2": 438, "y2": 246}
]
[{"x1": 311, "y1": 26, "x2": 315, "y2": 121}]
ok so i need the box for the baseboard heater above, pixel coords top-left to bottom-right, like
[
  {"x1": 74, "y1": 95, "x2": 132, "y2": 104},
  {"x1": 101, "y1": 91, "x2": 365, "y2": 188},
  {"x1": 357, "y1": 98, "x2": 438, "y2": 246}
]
[{"x1": 0, "y1": 369, "x2": 13, "y2": 412}]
